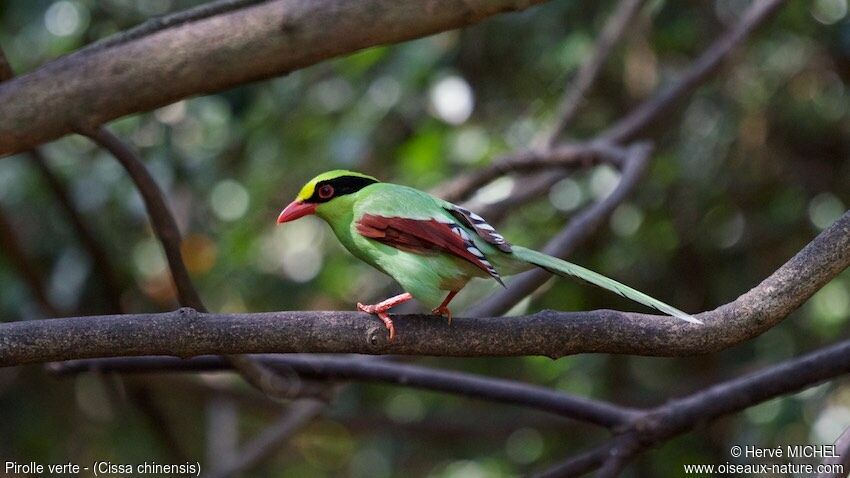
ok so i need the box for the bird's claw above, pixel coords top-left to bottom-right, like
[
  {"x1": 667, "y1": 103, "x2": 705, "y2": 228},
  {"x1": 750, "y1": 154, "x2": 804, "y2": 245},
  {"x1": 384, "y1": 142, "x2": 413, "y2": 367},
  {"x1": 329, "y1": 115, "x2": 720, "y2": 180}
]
[
  {"x1": 358, "y1": 302, "x2": 396, "y2": 341},
  {"x1": 432, "y1": 306, "x2": 452, "y2": 326}
]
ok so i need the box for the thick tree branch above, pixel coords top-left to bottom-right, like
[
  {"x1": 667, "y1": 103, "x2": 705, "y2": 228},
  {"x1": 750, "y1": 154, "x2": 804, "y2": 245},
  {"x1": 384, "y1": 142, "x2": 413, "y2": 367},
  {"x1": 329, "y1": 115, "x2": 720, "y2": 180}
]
[
  {"x1": 1, "y1": 209, "x2": 848, "y2": 364},
  {"x1": 0, "y1": 0, "x2": 551, "y2": 157}
]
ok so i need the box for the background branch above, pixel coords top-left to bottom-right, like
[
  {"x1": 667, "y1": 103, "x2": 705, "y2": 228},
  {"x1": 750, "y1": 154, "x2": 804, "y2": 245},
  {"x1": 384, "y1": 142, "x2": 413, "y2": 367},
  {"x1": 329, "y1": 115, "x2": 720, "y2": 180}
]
[
  {"x1": 81, "y1": 126, "x2": 204, "y2": 310},
  {"x1": 468, "y1": 142, "x2": 650, "y2": 316},
  {"x1": 0, "y1": 208, "x2": 60, "y2": 317},
  {"x1": 50, "y1": 355, "x2": 638, "y2": 428},
  {"x1": 81, "y1": 126, "x2": 314, "y2": 401},
  {"x1": 50, "y1": 328, "x2": 850, "y2": 477},
  {"x1": 820, "y1": 426, "x2": 850, "y2": 478},
  {"x1": 29, "y1": 150, "x2": 124, "y2": 312},
  {"x1": 435, "y1": 141, "x2": 628, "y2": 203},
  {"x1": 533, "y1": 0, "x2": 645, "y2": 148},
  {"x1": 600, "y1": 0, "x2": 786, "y2": 143},
  {"x1": 537, "y1": 336, "x2": 850, "y2": 476},
  {"x1": 207, "y1": 399, "x2": 326, "y2": 478},
  {"x1": 460, "y1": 0, "x2": 785, "y2": 227}
]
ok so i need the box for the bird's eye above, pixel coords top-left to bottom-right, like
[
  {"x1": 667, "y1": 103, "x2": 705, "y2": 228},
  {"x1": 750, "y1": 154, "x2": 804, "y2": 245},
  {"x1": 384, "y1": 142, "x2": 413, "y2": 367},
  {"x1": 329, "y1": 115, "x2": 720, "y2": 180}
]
[{"x1": 318, "y1": 184, "x2": 334, "y2": 199}]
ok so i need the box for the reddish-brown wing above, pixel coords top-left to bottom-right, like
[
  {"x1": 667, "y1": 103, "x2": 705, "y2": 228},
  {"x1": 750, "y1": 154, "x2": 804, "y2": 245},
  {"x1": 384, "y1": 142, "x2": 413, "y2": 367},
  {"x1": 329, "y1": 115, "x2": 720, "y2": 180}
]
[{"x1": 355, "y1": 214, "x2": 503, "y2": 283}]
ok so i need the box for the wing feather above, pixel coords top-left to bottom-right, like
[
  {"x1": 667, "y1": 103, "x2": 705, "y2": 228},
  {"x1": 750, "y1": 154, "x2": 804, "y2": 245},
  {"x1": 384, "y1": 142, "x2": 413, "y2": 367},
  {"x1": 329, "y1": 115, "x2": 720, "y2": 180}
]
[
  {"x1": 446, "y1": 205, "x2": 512, "y2": 252},
  {"x1": 356, "y1": 214, "x2": 504, "y2": 284}
]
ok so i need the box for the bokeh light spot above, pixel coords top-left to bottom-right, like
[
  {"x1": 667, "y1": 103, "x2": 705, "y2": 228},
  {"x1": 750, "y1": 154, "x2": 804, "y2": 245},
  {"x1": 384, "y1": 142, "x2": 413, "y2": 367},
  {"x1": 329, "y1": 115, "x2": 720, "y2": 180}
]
[
  {"x1": 209, "y1": 179, "x2": 250, "y2": 221},
  {"x1": 505, "y1": 427, "x2": 544, "y2": 464},
  {"x1": 549, "y1": 177, "x2": 583, "y2": 212},
  {"x1": 808, "y1": 192, "x2": 845, "y2": 230},
  {"x1": 45, "y1": 1, "x2": 88, "y2": 37},
  {"x1": 811, "y1": 0, "x2": 848, "y2": 24},
  {"x1": 429, "y1": 75, "x2": 474, "y2": 124}
]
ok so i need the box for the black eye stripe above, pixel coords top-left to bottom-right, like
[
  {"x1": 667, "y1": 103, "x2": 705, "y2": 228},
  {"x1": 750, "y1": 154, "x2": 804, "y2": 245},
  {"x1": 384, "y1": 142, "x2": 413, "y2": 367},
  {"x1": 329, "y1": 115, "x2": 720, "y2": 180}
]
[{"x1": 305, "y1": 175, "x2": 378, "y2": 203}]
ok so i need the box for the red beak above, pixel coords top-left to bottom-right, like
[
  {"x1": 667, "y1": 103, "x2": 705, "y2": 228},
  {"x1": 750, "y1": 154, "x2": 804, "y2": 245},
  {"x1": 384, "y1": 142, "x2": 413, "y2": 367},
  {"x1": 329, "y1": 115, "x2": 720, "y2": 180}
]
[{"x1": 277, "y1": 201, "x2": 317, "y2": 223}]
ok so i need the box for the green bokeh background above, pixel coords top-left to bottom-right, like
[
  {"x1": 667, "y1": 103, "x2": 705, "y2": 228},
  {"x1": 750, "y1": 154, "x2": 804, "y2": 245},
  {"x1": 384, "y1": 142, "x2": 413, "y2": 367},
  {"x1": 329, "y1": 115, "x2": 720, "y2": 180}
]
[{"x1": 1, "y1": 0, "x2": 850, "y2": 476}]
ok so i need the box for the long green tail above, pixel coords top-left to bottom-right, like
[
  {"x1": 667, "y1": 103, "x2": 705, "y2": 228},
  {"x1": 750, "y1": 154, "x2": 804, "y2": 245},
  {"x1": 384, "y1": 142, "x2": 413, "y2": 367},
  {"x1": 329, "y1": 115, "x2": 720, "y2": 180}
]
[{"x1": 511, "y1": 246, "x2": 701, "y2": 324}]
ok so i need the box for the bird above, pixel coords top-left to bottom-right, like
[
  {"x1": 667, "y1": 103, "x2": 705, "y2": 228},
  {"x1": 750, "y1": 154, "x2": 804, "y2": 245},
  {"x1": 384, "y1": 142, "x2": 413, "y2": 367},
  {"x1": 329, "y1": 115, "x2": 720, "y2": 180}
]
[{"x1": 277, "y1": 170, "x2": 701, "y2": 340}]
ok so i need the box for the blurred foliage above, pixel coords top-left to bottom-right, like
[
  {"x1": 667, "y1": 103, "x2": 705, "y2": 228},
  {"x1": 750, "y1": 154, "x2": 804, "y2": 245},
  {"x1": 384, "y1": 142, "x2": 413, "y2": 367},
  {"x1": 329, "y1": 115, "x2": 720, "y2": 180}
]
[{"x1": 1, "y1": 0, "x2": 850, "y2": 476}]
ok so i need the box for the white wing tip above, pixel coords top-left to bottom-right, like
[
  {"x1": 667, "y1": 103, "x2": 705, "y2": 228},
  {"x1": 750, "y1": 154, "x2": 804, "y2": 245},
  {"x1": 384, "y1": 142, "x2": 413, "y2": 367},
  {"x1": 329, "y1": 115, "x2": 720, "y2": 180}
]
[{"x1": 676, "y1": 313, "x2": 703, "y2": 325}]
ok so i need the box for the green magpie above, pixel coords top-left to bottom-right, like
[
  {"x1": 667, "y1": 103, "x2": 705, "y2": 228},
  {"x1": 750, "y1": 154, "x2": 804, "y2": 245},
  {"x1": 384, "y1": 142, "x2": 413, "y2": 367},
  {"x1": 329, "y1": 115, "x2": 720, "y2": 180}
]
[{"x1": 278, "y1": 170, "x2": 700, "y2": 340}]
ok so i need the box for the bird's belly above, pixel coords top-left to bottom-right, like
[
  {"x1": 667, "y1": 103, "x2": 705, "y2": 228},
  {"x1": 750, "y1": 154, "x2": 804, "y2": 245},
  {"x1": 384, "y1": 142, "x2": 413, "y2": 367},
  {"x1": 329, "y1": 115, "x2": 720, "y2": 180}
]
[{"x1": 356, "y1": 239, "x2": 478, "y2": 308}]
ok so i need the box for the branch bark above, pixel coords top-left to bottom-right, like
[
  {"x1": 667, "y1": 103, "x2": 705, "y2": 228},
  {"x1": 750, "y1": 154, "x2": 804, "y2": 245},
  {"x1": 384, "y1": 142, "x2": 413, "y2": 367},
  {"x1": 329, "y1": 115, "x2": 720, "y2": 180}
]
[
  {"x1": 1, "y1": 209, "x2": 848, "y2": 365},
  {"x1": 0, "y1": 0, "x2": 550, "y2": 157}
]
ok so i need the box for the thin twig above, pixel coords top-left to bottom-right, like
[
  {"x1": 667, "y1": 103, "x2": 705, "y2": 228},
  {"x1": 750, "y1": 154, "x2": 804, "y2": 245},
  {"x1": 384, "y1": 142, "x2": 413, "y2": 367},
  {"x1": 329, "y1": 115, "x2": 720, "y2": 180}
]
[
  {"x1": 535, "y1": 442, "x2": 613, "y2": 478},
  {"x1": 207, "y1": 399, "x2": 326, "y2": 478},
  {"x1": 436, "y1": 142, "x2": 628, "y2": 203},
  {"x1": 468, "y1": 142, "x2": 652, "y2": 317},
  {"x1": 0, "y1": 208, "x2": 61, "y2": 317},
  {"x1": 534, "y1": 0, "x2": 646, "y2": 148},
  {"x1": 456, "y1": 0, "x2": 786, "y2": 227},
  {"x1": 600, "y1": 0, "x2": 786, "y2": 143},
  {"x1": 80, "y1": 126, "x2": 308, "y2": 401},
  {"x1": 29, "y1": 150, "x2": 124, "y2": 312},
  {"x1": 80, "y1": 127, "x2": 203, "y2": 310}
]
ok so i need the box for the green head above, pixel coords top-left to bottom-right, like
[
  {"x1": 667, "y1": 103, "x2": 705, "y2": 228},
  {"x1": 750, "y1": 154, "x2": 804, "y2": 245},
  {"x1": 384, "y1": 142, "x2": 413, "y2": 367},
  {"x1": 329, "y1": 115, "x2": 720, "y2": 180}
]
[{"x1": 277, "y1": 170, "x2": 379, "y2": 223}]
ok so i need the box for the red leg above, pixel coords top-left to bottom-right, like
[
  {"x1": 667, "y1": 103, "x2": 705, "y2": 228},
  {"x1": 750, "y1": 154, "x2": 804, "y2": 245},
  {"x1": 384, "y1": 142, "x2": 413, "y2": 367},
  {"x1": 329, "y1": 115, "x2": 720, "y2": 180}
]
[
  {"x1": 432, "y1": 290, "x2": 458, "y2": 325},
  {"x1": 357, "y1": 292, "x2": 413, "y2": 341}
]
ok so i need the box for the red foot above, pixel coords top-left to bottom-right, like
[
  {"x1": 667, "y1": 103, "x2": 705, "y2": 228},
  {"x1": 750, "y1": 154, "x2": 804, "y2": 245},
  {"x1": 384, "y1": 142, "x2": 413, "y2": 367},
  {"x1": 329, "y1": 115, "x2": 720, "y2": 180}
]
[
  {"x1": 431, "y1": 305, "x2": 453, "y2": 325},
  {"x1": 432, "y1": 290, "x2": 458, "y2": 326},
  {"x1": 357, "y1": 292, "x2": 413, "y2": 341}
]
